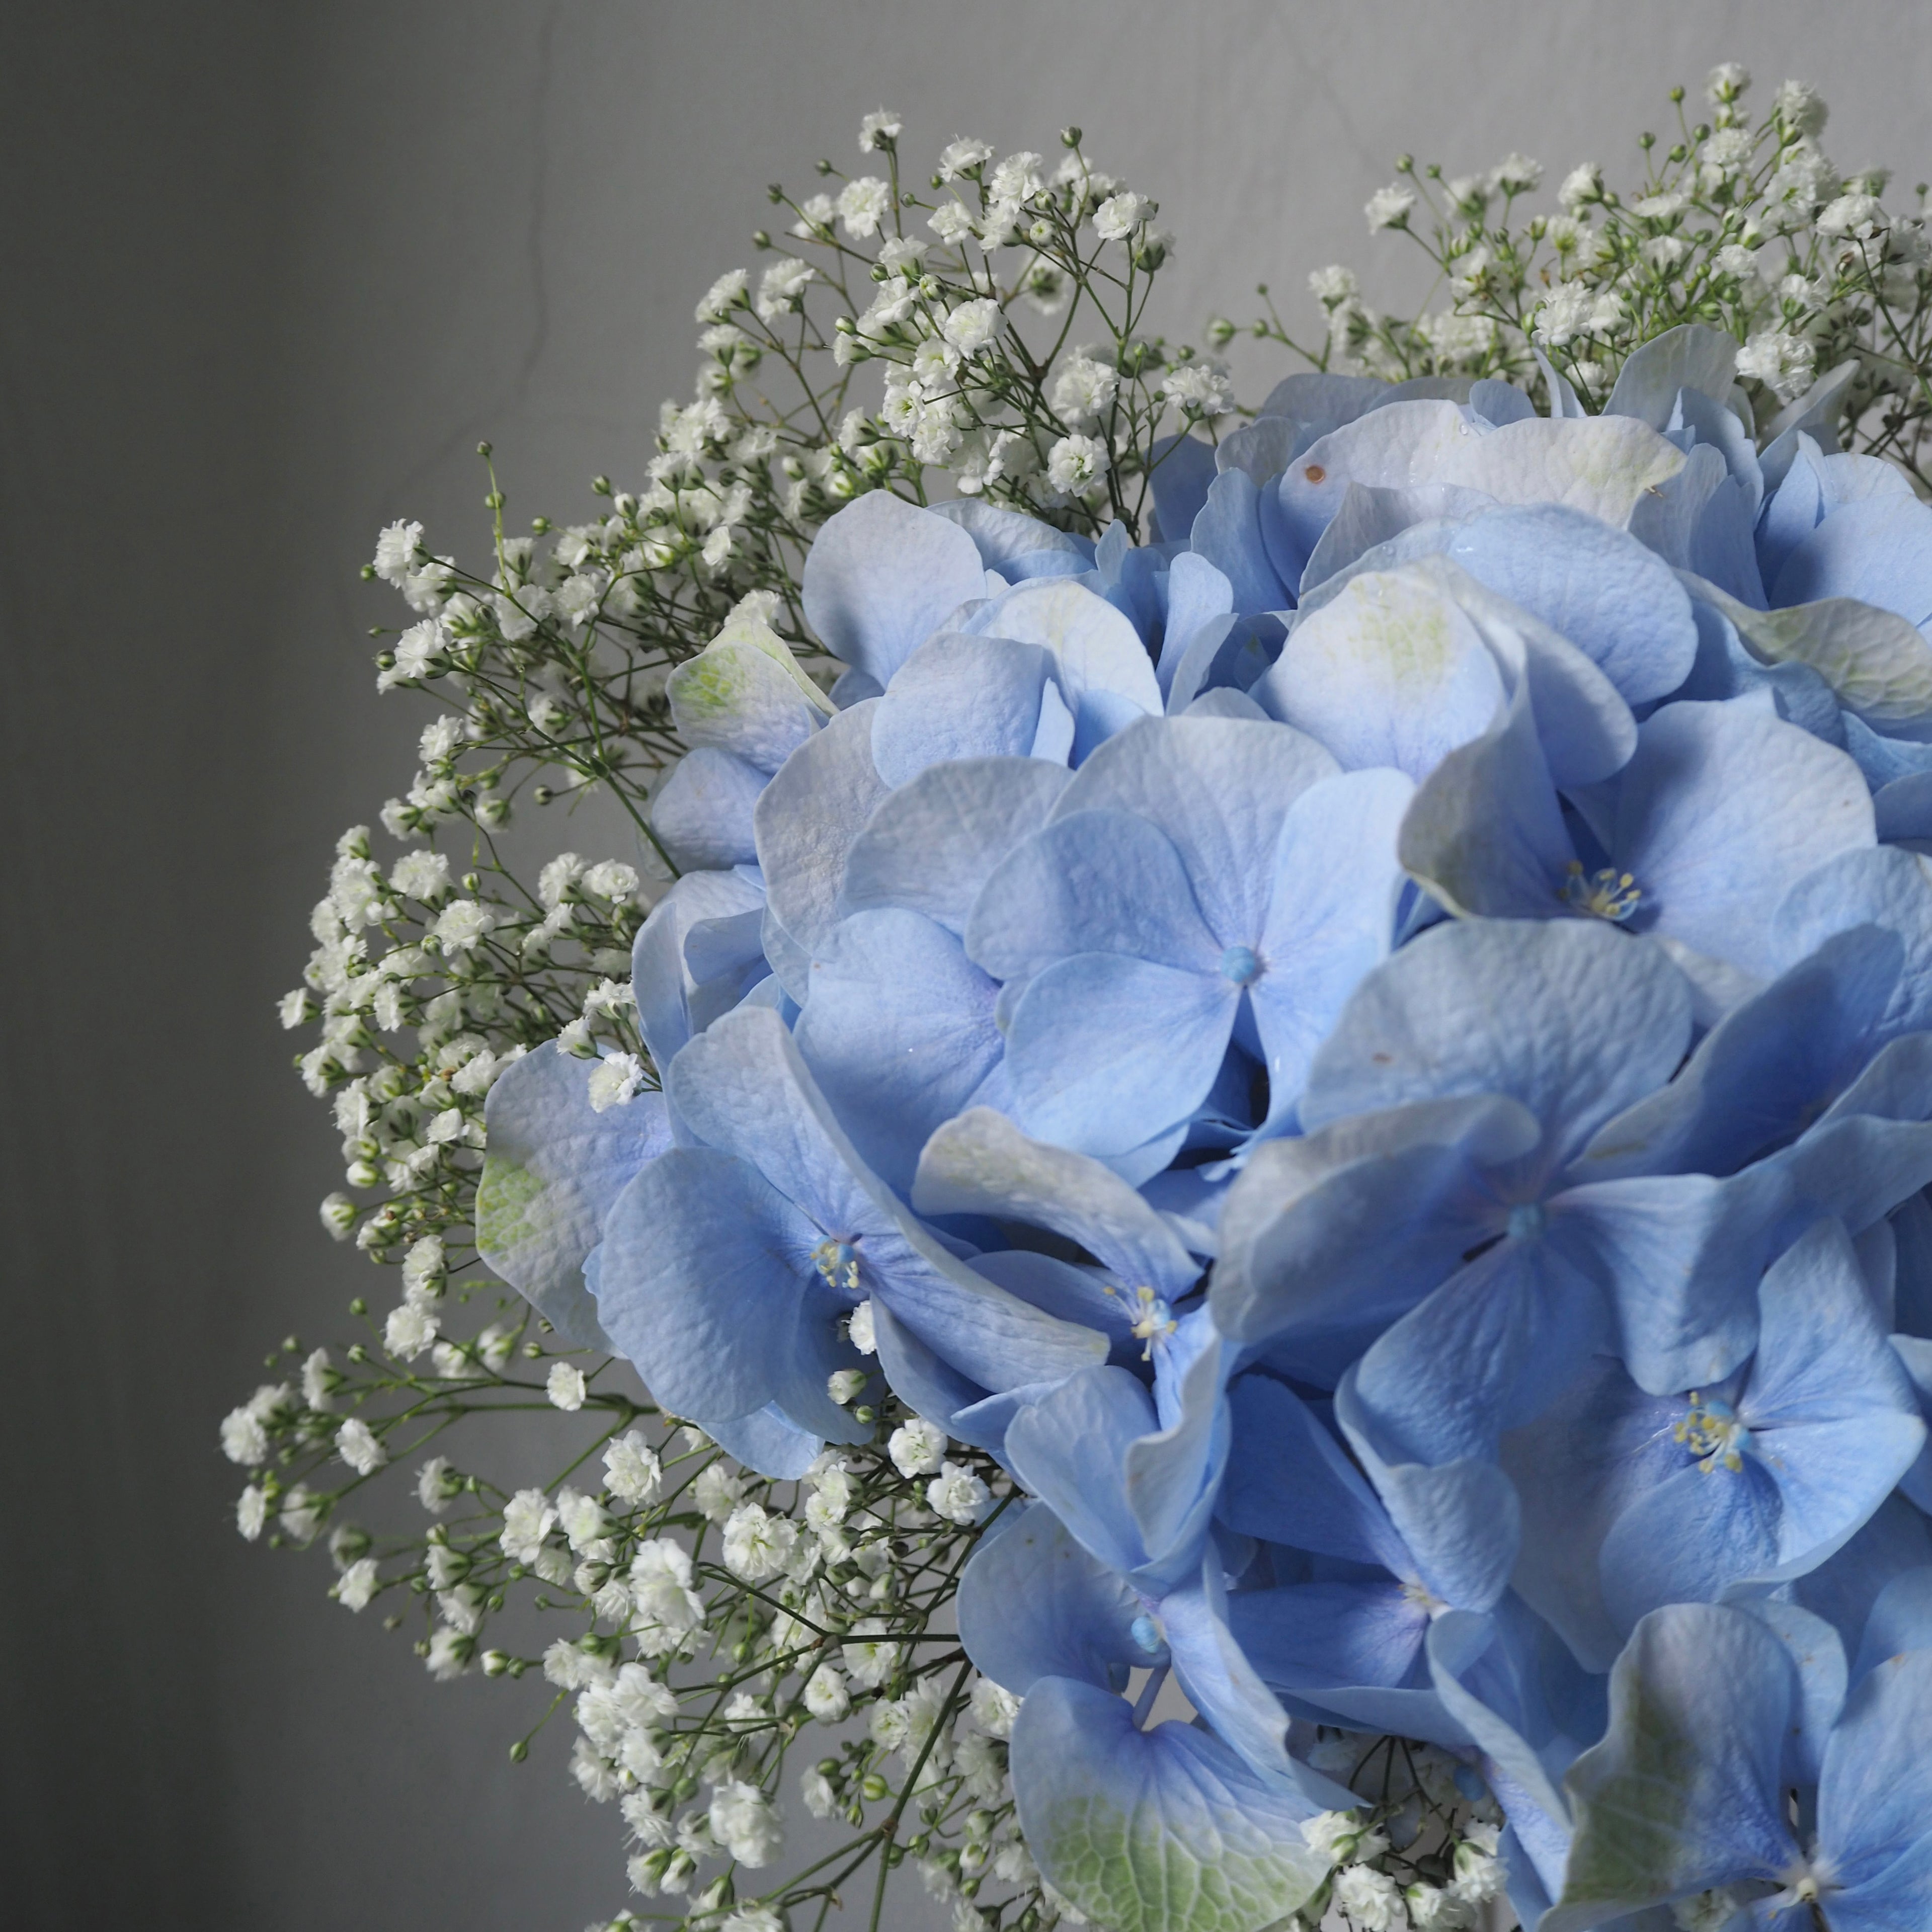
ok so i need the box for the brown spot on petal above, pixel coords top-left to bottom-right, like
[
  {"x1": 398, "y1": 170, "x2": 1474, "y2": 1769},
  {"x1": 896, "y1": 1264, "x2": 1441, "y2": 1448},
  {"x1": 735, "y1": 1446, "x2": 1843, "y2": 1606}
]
[{"x1": 1304, "y1": 463, "x2": 1326, "y2": 484}]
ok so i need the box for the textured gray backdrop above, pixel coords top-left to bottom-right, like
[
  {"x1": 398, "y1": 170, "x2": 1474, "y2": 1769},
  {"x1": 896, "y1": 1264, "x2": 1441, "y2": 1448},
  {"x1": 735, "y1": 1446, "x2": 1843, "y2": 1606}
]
[{"x1": 4, "y1": 4, "x2": 1928, "y2": 1927}]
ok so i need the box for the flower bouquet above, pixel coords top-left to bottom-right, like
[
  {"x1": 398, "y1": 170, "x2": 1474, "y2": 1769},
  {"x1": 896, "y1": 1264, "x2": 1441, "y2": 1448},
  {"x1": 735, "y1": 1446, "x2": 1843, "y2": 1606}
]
[{"x1": 229, "y1": 65, "x2": 1932, "y2": 1932}]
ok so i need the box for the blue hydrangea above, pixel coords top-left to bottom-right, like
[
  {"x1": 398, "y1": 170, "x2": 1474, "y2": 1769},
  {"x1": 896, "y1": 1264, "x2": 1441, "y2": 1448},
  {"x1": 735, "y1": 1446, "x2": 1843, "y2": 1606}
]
[{"x1": 481, "y1": 324, "x2": 1932, "y2": 1931}]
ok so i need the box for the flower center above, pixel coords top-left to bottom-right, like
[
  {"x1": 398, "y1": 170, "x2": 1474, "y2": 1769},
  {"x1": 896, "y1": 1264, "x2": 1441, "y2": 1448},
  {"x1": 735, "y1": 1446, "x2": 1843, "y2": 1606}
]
[
  {"x1": 1107, "y1": 1283, "x2": 1179, "y2": 1359},
  {"x1": 1561, "y1": 860, "x2": 1642, "y2": 922},
  {"x1": 1220, "y1": 944, "x2": 1262, "y2": 986},
  {"x1": 1401, "y1": 1577, "x2": 1449, "y2": 1618},
  {"x1": 1507, "y1": 1201, "x2": 1548, "y2": 1242},
  {"x1": 1675, "y1": 1392, "x2": 1750, "y2": 1473},
  {"x1": 812, "y1": 1237, "x2": 860, "y2": 1294}
]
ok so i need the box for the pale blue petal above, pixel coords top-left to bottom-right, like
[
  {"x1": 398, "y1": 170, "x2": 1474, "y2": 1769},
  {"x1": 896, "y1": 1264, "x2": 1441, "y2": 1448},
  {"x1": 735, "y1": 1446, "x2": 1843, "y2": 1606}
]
[
  {"x1": 1604, "y1": 324, "x2": 1739, "y2": 430},
  {"x1": 1555, "y1": 1167, "x2": 1788, "y2": 1396},
  {"x1": 1434, "y1": 416, "x2": 1688, "y2": 526},
  {"x1": 1574, "y1": 927, "x2": 1904, "y2": 1181},
  {"x1": 1349, "y1": 1235, "x2": 1607, "y2": 1467},
  {"x1": 1609, "y1": 697, "x2": 1874, "y2": 979},
  {"x1": 666, "y1": 640, "x2": 822, "y2": 774},
  {"x1": 1849, "y1": 1565, "x2": 1932, "y2": 1685},
  {"x1": 597, "y1": 1146, "x2": 861, "y2": 1439},
  {"x1": 1213, "y1": 414, "x2": 1300, "y2": 485},
  {"x1": 869, "y1": 632, "x2": 1056, "y2": 787},
  {"x1": 651, "y1": 746, "x2": 765, "y2": 869},
  {"x1": 1395, "y1": 675, "x2": 1578, "y2": 921},
  {"x1": 931, "y1": 497, "x2": 1093, "y2": 573},
  {"x1": 1295, "y1": 481, "x2": 1498, "y2": 592},
  {"x1": 1056, "y1": 714, "x2": 1339, "y2": 943},
  {"x1": 970, "y1": 576, "x2": 1163, "y2": 720},
  {"x1": 1147, "y1": 431, "x2": 1220, "y2": 542},
  {"x1": 1303, "y1": 918, "x2": 1694, "y2": 1163},
  {"x1": 1190, "y1": 469, "x2": 1293, "y2": 614},
  {"x1": 967, "y1": 808, "x2": 1218, "y2": 981},
  {"x1": 794, "y1": 909, "x2": 1004, "y2": 1190},
  {"x1": 631, "y1": 867, "x2": 768, "y2": 1071},
  {"x1": 1155, "y1": 552, "x2": 1236, "y2": 697},
  {"x1": 1219, "y1": 1375, "x2": 1409, "y2": 1571},
  {"x1": 1336, "y1": 1366, "x2": 1523, "y2": 1610},
  {"x1": 1250, "y1": 768, "x2": 1412, "y2": 1115},
  {"x1": 707, "y1": 1404, "x2": 827, "y2": 1480},
  {"x1": 1471, "y1": 377, "x2": 1538, "y2": 427},
  {"x1": 1445, "y1": 505, "x2": 1701, "y2": 706},
  {"x1": 1253, "y1": 564, "x2": 1505, "y2": 780},
  {"x1": 1005, "y1": 1366, "x2": 1158, "y2": 1576},
  {"x1": 800, "y1": 491, "x2": 988, "y2": 686},
  {"x1": 477, "y1": 1041, "x2": 671, "y2": 1349},
  {"x1": 1772, "y1": 493, "x2": 1932, "y2": 627},
  {"x1": 1004, "y1": 952, "x2": 1239, "y2": 1157},
  {"x1": 1775, "y1": 846, "x2": 1932, "y2": 1039},
  {"x1": 1546, "y1": 1604, "x2": 1796, "y2": 1931},
  {"x1": 910, "y1": 1105, "x2": 1201, "y2": 1298},
  {"x1": 1009, "y1": 1676, "x2": 1328, "y2": 1932},
  {"x1": 1211, "y1": 1095, "x2": 1537, "y2": 1353},
  {"x1": 1791, "y1": 1494, "x2": 1932, "y2": 1657},
  {"x1": 1125, "y1": 1310, "x2": 1230, "y2": 1574},
  {"x1": 1818, "y1": 1650, "x2": 1932, "y2": 1918},
  {"x1": 840, "y1": 753, "x2": 1072, "y2": 935},
  {"x1": 960, "y1": 1501, "x2": 1156, "y2": 1694},
  {"x1": 753, "y1": 698, "x2": 888, "y2": 955},
  {"x1": 1254, "y1": 370, "x2": 1388, "y2": 435},
  {"x1": 1227, "y1": 1580, "x2": 1430, "y2": 1700}
]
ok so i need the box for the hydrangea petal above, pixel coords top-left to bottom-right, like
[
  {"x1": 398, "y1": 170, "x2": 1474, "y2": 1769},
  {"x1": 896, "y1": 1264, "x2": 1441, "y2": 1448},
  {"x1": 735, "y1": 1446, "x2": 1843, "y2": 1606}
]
[
  {"x1": 1009, "y1": 1676, "x2": 1328, "y2": 1932},
  {"x1": 800, "y1": 491, "x2": 987, "y2": 686},
  {"x1": 651, "y1": 746, "x2": 765, "y2": 869},
  {"x1": 667, "y1": 639, "x2": 823, "y2": 773},
  {"x1": 476, "y1": 1041, "x2": 671, "y2": 1349},
  {"x1": 1602, "y1": 323, "x2": 1739, "y2": 430},
  {"x1": 869, "y1": 633, "x2": 1057, "y2": 787}
]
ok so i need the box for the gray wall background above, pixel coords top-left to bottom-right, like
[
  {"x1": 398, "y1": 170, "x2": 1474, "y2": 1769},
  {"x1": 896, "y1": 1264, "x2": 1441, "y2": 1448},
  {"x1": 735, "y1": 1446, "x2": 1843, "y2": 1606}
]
[{"x1": 4, "y1": 4, "x2": 1928, "y2": 1927}]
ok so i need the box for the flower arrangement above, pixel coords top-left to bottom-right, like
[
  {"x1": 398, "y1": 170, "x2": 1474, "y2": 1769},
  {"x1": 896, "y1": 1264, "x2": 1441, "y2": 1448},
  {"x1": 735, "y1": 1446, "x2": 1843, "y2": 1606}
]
[{"x1": 227, "y1": 65, "x2": 1932, "y2": 1932}]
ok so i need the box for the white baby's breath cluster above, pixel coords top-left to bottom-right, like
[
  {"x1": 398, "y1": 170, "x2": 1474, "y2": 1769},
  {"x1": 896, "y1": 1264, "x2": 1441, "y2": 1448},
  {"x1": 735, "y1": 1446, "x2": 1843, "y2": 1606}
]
[{"x1": 1228, "y1": 65, "x2": 1932, "y2": 480}]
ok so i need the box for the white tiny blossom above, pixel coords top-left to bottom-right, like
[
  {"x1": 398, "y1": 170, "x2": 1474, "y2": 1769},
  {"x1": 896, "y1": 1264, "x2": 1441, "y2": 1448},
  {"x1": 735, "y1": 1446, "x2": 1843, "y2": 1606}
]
[
  {"x1": 1775, "y1": 79, "x2": 1828, "y2": 137},
  {"x1": 709, "y1": 1781, "x2": 783, "y2": 1866},
  {"x1": 335, "y1": 1417, "x2": 387, "y2": 1475},
  {"x1": 1736, "y1": 327, "x2": 1817, "y2": 400},
  {"x1": 938, "y1": 137, "x2": 993, "y2": 182},
  {"x1": 836, "y1": 176, "x2": 892, "y2": 238},
  {"x1": 927, "y1": 200, "x2": 977, "y2": 244},
  {"x1": 1452, "y1": 1837, "x2": 1508, "y2": 1905},
  {"x1": 969, "y1": 1676, "x2": 1020, "y2": 1737},
  {"x1": 847, "y1": 1300, "x2": 876, "y2": 1353},
  {"x1": 990, "y1": 151, "x2": 1043, "y2": 203},
  {"x1": 501, "y1": 1488, "x2": 557, "y2": 1563},
  {"x1": 581, "y1": 858, "x2": 639, "y2": 900},
  {"x1": 1092, "y1": 192, "x2": 1147, "y2": 241},
  {"x1": 377, "y1": 618, "x2": 446, "y2": 692},
  {"x1": 942, "y1": 298, "x2": 1003, "y2": 355},
  {"x1": 1050, "y1": 351, "x2": 1118, "y2": 424},
  {"x1": 415, "y1": 1456, "x2": 456, "y2": 1513},
  {"x1": 803, "y1": 1662, "x2": 851, "y2": 1721},
  {"x1": 1046, "y1": 433, "x2": 1108, "y2": 494},
  {"x1": 337, "y1": 1556, "x2": 380, "y2": 1611},
  {"x1": 587, "y1": 1053, "x2": 648, "y2": 1113},
  {"x1": 722, "y1": 1909, "x2": 784, "y2": 1932},
  {"x1": 280, "y1": 1484, "x2": 323, "y2": 1543},
  {"x1": 1706, "y1": 61, "x2": 1751, "y2": 103},
  {"x1": 1489, "y1": 152, "x2": 1542, "y2": 193},
  {"x1": 220, "y1": 1406, "x2": 270, "y2": 1466},
  {"x1": 756, "y1": 256, "x2": 816, "y2": 319},
  {"x1": 693, "y1": 1461, "x2": 744, "y2": 1522},
  {"x1": 630, "y1": 1539, "x2": 706, "y2": 1654},
  {"x1": 857, "y1": 108, "x2": 901, "y2": 151},
  {"x1": 236, "y1": 1485, "x2": 268, "y2": 1541},
  {"x1": 1818, "y1": 191, "x2": 1885, "y2": 238},
  {"x1": 1301, "y1": 1810, "x2": 1375, "y2": 1865},
  {"x1": 1532, "y1": 281, "x2": 1626, "y2": 348},
  {"x1": 1308, "y1": 263, "x2": 1359, "y2": 304},
  {"x1": 605, "y1": 1431, "x2": 663, "y2": 1503},
  {"x1": 1558, "y1": 162, "x2": 1603, "y2": 213},
  {"x1": 878, "y1": 235, "x2": 927, "y2": 276},
  {"x1": 790, "y1": 191, "x2": 835, "y2": 238},
  {"x1": 389, "y1": 848, "x2": 450, "y2": 901},
  {"x1": 372, "y1": 519, "x2": 423, "y2": 585},
  {"x1": 424, "y1": 1107, "x2": 465, "y2": 1146},
  {"x1": 801, "y1": 1766, "x2": 839, "y2": 1818},
  {"x1": 695, "y1": 269, "x2": 747, "y2": 323},
  {"x1": 547, "y1": 1361, "x2": 588, "y2": 1411},
  {"x1": 433, "y1": 899, "x2": 496, "y2": 955},
  {"x1": 843, "y1": 1619, "x2": 902, "y2": 1690},
  {"x1": 889, "y1": 1417, "x2": 948, "y2": 1478},
  {"x1": 1365, "y1": 184, "x2": 1416, "y2": 230},
  {"x1": 1335, "y1": 1864, "x2": 1405, "y2": 1930},
  {"x1": 557, "y1": 1486, "x2": 609, "y2": 1553},
  {"x1": 722, "y1": 1501, "x2": 799, "y2": 1581},
  {"x1": 384, "y1": 1299, "x2": 438, "y2": 1360},
  {"x1": 1161, "y1": 358, "x2": 1233, "y2": 416},
  {"x1": 278, "y1": 989, "x2": 311, "y2": 1029}
]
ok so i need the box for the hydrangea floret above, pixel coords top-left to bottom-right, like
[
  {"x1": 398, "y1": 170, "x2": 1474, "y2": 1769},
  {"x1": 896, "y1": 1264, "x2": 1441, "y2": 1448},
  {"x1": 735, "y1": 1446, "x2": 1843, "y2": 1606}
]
[{"x1": 231, "y1": 73, "x2": 1932, "y2": 1932}]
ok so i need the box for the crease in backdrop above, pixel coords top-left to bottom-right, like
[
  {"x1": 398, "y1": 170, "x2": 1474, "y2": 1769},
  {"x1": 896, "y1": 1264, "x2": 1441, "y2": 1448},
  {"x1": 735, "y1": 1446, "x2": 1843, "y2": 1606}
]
[{"x1": 3, "y1": 3, "x2": 1926, "y2": 1925}]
